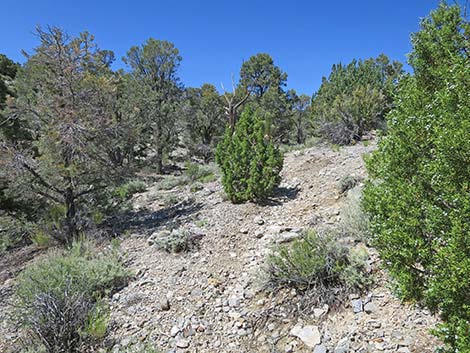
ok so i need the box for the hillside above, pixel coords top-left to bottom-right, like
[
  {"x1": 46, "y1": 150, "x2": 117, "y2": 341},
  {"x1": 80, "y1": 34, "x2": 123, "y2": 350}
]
[{"x1": 0, "y1": 140, "x2": 441, "y2": 352}]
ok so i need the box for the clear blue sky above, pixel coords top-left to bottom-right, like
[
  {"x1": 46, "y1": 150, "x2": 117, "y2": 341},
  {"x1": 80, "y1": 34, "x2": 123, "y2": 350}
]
[{"x1": 2, "y1": 0, "x2": 443, "y2": 95}]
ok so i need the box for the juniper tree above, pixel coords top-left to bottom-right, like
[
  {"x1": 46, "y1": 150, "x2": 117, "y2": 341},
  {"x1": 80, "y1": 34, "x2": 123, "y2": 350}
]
[
  {"x1": 0, "y1": 54, "x2": 20, "y2": 139},
  {"x1": 215, "y1": 107, "x2": 283, "y2": 203}
]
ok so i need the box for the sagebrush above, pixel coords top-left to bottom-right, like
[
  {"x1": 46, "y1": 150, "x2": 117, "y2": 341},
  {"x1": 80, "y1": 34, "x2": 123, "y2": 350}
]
[
  {"x1": 267, "y1": 230, "x2": 370, "y2": 306},
  {"x1": 13, "y1": 240, "x2": 129, "y2": 352}
]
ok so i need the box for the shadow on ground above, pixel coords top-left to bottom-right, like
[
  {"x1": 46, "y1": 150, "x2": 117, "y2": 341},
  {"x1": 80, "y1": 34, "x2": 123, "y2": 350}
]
[
  {"x1": 258, "y1": 186, "x2": 300, "y2": 206},
  {"x1": 112, "y1": 198, "x2": 204, "y2": 237}
]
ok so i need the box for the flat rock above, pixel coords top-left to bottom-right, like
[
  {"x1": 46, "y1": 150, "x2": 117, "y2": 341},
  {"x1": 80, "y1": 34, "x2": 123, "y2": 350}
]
[
  {"x1": 364, "y1": 301, "x2": 376, "y2": 314},
  {"x1": 176, "y1": 338, "x2": 190, "y2": 348},
  {"x1": 290, "y1": 325, "x2": 321, "y2": 348},
  {"x1": 351, "y1": 299, "x2": 363, "y2": 313},
  {"x1": 254, "y1": 216, "x2": 264, "y2": 225},
  {"x1": 313, "y1": 304, "x2": 329, "y2": 318},
  {"x1": 335, "y1": 337, "x2": 350, "y2": 353},
  {"x1": 160, "y1": 297, "x2": 170, "y2": 311},
  {"x1": 276, "y1": 232, "x2": 302, "y2": 243}
]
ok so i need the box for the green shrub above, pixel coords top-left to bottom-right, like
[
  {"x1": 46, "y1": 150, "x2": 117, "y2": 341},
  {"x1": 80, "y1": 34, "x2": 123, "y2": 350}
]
[
  {"x1": 160, "y1": 193, "x2": 181, "y2": 206},
  {"x1": 340, "y1": 186, "x2": 371, "y2": 243},
  {"x1": 195, "y1": 219, "x2": 208, "y2": 227},
  {"x1": 154, "y1": 175, "x2": 187, "y2": 191},
  {"x1": 16, "y1": 241, "x2": 129, "y2": 303},
  {"x1": 330, "y1": 143, "x2": 341, "y2": 152},
  {"x1": 84, "y1": 301, "x2": 110, "y2": 339},
  {"x1": 30, "y1": 230, "x2": 51, "y2": 249},
  {"x1": 184, "y1": 161, "x2": 216, "y2": 183},
  {"x1": 199, "y1": 172, "x2": 217, "y2": 183},
  {"x1": 267, "y1": 230, "x2": 369, "y2": 305},
  {"x1": 189, "y1": 182, "x2": 204, "y2": 193},
  {"x1": 152, "y1": 229, "x2": 203, "y2": 253},
  {"x1": 14, "y1": 240, "x2": 129, "y2": 352},
  {"x1": 338, "y1": 175, "x2": 360, "y2": 194},
  {"x1": 215, "y1": 107, "x2": 283, "y2": 203},
  {"x1": 280, "y1": 136, "x2": 319, "y2": 154},
  {"x1": 114, "y1": 179, "x2": 147, "y2": 201},
  {"x1": 362, "y1": 4, "x2": 470, "y2": 351},
  {"x1": 0, "y1": 214, "x2": 35, "y2": 255},
  {"x1": 184, "y1": 161, "x2": 203, "y2": 182}
]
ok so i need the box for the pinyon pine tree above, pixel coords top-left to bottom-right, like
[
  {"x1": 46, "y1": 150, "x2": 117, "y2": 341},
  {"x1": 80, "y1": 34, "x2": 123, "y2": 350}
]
[
  {"x1": 215, "y1": 107, "x2": 283, "y2": 203},
  {"x1": 0, "y1": 27, "x2": 130, "y2": 244}
]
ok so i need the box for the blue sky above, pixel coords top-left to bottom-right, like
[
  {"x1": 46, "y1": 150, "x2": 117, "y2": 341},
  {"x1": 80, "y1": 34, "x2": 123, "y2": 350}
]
[{"x1": 2, "y1": 0, "x2": 443, "y2": 95}]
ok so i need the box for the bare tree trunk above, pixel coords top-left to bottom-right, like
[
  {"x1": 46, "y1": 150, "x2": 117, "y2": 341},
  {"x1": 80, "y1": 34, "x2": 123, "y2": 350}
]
[
  {"x1": 297, "y1": 127, "x2": 305, "y2": 145},
  {"x1": 154, "y1": 144, "x2": 164, "y2": 174},
  {"x1": 223, "y1": 90, "x2": 251, "y2": 133},
  {"x1": 64, "y1": 187, "x2": 78, "y2": 244}
]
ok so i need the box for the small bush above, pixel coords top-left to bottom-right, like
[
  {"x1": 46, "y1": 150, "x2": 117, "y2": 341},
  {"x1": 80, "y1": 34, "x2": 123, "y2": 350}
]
[
  {"x1": 152, "y1": 164, "x2": 215, "y2": 195},
  {"x1": 14, "y1": 240, "x2": 129, "y2": 352},
  {"x1": 184, "y1": 161, "x2": 216, "y2": 183},
  {"x1": 30, "y1": 230, "x2": 51, "y2": 249},
  {"x1": 215, "y1": 107, "x2": 283, "y2": 203},
  {"x1": 280, "y1": 136, "x2": 319, "y2": 154},
  {"x1": 153, "y1": 229, "x2": 203, "y2": 253},
  {"x1": 267, "y1": 230, "x2": 369, "y2": 305},
  {"x1": 84, "y1": 301, "x2": 110, "y2": 339},
  {"x1": 0, "y1": 215, "x2": 35, "y2": 254},
  {"x1": 199, "y1": 173, "x2": 217, "y2": 183},
  {"x1": 21, "y1": 287, "x2": 93, "y2": 353},
  {"x1": 195, "y1": 219, "x2": 208, "y2": 227},
  {"x1": 125, "y1": 179, "x2": 147, "y2": 194},
  {"x1": 154, "y1": 176, "x2": 187, "y2": 191},
  {"x1": 340, "y1": 186, "x2": 371, "y2": 242},
  {"x1": 338, "y1": 175, "x2": 360, "y2": 194},
  {"x1": 160, "y1": 193, "x2": 181, "y2": 206},
  {"x1": 114, "y1": 179, "x2": 147, "y2": 201},
  {"x1": 189, "y1": 182, "x2": 204, "y2": 193},
  {"x1": 16, "y1": 241, "x2": 128, "y2": 302}
]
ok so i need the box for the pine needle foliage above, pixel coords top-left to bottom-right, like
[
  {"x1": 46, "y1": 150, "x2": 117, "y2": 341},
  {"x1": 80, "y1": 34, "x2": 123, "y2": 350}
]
[{"x1": 215, "y1": 107, "x2": 283, "y2": 203}]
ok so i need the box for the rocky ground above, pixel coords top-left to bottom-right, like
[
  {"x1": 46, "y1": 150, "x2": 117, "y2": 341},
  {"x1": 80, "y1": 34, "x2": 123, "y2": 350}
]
[
  {"x1": 0, "y1": 141, "x2": 441, "y2": 352},
  {"x1": 107, "y1": 141, "x2": 441, "y2": 353}
]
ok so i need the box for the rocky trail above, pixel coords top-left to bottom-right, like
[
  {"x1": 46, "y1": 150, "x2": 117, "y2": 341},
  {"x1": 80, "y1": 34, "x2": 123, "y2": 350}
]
[
  {"x1": 107, "y1": 142, "x2": 440, "y2": 352},
  {"x1": 0, "y1": 141, "x2": 441, "y2": 352}
]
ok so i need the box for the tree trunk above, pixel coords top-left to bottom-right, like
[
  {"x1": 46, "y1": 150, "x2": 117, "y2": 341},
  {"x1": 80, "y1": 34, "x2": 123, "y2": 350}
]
[
  {"x1": 297, "y1": 127, "x2": 305, "y2": 145},
  {"x1": 154, "y1": 144, "x2": 164, "y2": 174},
  {"x1": 153, "y1": 127, "x2": 164, "y2": 174},
  {"x1": 64, "y1": 187, "x2": 78, "y2": 244},
  {"x1": 202, "y1": 130, "x2": 212, "y2": 146}
]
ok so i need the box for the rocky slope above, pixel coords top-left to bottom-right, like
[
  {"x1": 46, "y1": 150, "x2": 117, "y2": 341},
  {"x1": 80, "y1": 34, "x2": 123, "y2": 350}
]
[
  {"x1": 107, "y1": 141, "x2": 440, "y2": 353},
  {"x1": 0, "y1": 141, "x2": 441, "y2": 352}
]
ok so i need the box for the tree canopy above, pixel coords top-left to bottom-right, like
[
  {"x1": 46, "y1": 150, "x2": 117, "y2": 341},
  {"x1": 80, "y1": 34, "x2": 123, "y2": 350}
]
[
  {"x1": 312, "y1": 54, "x2": 403, "y2": 144},
  {"x1": 363, "y1": 4, "x2": 470, "y2": 351}
]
